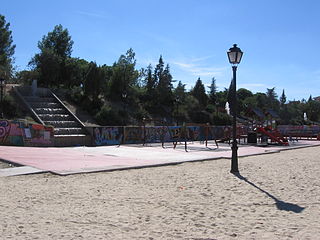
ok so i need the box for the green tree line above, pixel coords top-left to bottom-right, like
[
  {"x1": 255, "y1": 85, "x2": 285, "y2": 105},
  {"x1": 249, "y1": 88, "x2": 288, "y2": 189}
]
[{"x1": 1, "y1": 16, "x2": 320, "y2": 125}]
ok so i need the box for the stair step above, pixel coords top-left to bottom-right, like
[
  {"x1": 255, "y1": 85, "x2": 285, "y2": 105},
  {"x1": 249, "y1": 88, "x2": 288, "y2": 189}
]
[
  {"x1": 55, "y1": 128, "x2": 85, "y2": 135},
  {"x1": 34, "y1": 108, "x2": 67, "y2": 114},
  {"x1": 38, "y1": 114, "x2": 74, "y2": 121},
  {"x1": 54, "y1": 134, "x2": 87, "y2": 137},
  {"x1": 24, "y1": 96, "x2": 56, "y2": 102},
  {"x1": 44, "y1": 121, "x2": 81, "y2": 128},
  {"x1": 30, "y1": 102, "x2": 61, "y2": 108}
]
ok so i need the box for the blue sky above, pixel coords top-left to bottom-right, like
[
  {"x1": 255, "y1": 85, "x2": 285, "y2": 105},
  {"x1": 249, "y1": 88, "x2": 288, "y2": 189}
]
[{"x1": 2, "y1": 0, "x2": 320, "y2": 100}]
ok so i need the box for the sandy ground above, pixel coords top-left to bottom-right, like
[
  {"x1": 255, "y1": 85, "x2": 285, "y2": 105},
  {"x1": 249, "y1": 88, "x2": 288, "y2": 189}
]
[{"x1": 0, "y1": 146, "x2": 319, "y2": 240}]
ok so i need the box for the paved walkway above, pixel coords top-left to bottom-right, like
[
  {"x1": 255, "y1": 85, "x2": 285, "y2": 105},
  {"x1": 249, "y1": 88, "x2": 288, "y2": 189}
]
[{"x1": 0, "y1": 140, "x2": 319, "y2": 176}]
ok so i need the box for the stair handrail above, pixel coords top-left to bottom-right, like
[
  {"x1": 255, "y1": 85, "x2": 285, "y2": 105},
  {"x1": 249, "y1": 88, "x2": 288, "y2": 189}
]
[
  {"x1": 49, "y1": 90, "x2": 86, "y2": 129},
  {"x1": 13, "y1": 86, "x2": 45, "y2": 125}
]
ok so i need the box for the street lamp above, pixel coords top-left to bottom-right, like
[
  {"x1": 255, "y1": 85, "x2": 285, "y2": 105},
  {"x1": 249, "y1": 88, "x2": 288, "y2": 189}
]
[{"x1": 227, "y1": 44, "x2": 243, "y2": 173}]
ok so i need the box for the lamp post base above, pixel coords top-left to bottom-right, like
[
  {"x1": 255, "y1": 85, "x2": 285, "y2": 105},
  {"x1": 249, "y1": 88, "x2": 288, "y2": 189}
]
[{"x1": 230, "y1": 140, "x2": 239, "y2": 173}]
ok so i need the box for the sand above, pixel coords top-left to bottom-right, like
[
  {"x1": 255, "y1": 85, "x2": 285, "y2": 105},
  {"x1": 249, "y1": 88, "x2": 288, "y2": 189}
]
[{"x1": 0, "y1": 146, "x2": 319, "y2": 240}]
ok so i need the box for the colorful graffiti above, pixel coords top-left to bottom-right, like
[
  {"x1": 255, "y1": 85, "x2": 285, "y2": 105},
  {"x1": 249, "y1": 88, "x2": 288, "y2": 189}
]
[
  {"x1": 278, "y1": 125, "x2": 320, "y2": 138},
  {"x1": 0, "y1": 119, "x2": 54, "y2": 146},
  {"x1": 124, "y1": 127, "x2": 143, "y2": 144},
  {"x1": 94, "y1": 127, "x2": 123, "y2": 145},
  {"x1": 91, "y1": 125, "x2": 249, "y2": 146}
]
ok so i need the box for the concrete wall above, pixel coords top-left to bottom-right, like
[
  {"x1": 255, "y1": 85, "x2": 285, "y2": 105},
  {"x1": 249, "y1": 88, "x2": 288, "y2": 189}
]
[
  {"x1": 87, "y1": 125, "x2": 249, "y2": 146},
  {"x1": 0, "y1": 119, "x2": 54, "y2": 146},
  {"x1": 278, "y1": 125, "x2": 320, "y2": 137}
]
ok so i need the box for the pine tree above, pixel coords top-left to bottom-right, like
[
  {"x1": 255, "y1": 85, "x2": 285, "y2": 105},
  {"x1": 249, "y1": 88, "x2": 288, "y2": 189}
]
[
  {"x1": 208, "y1": 77, "x2": 217, "y2": 105},
  {"x1": 0, "y1": 15, "x2": 16, "y2": 77},
  {"x1": 279, "y1": 89, "x2": 287, "y2": 105},
  {"x1": 29, "y1": 24, "x2": 74, "y2": 86},
  {"x1": 191, "y1": 77, "x2": 208, "y2": 108}
]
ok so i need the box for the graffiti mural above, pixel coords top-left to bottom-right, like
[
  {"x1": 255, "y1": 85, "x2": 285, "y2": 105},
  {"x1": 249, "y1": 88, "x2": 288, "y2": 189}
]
[
  {"x1": 144, "y1": 126, "x2": 166, "y2": 143},
  {"x1": 278, "y1": 125, "x2": 320, "y2": 138},
  {"x1": 94, "y1": 127, "x2": 123, "y2": 145},
  {"x1": 124, "y1": 127, "x2": 143, "y2": 144},
  {"x1": 0, "y1": 119, "x2": 54, "y2": 146},
  {"x1": 90, "y1": 125, "x2": 250, "y2": 146}
]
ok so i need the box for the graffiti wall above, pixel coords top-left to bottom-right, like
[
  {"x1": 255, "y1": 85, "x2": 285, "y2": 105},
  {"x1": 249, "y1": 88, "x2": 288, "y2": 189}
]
[
  {"x1": 90, "y1": 125, "x2": 249, "y2": 146},
  {"x1": 93, "y1": 127, "x2": 123, "y2": 145},
  {"x1": 0, "y1": 119, "x2": 54, "y2": 146},
  {"x1": 278, "y1": 125, "x2": 320, "y2": 137}
]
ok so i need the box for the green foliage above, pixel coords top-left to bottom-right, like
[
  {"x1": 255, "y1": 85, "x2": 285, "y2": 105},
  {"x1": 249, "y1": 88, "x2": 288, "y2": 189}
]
[
  {"x1": 305, "y1": 100, "x2": 320, "y2": 122},
  {"x1": 280, "y1": 89, "x2": 286, "y2": 105},
  {"x1": 37, "y1": 24, "x2": 73, "y2": 59},
  {"x1": 4, "y1": 14, "x2": 316, "y2": 126},
  {"x1": 191, "y1": 77, "x2": 208, "y2": 108},
  {"x1": 84, "y1": 62, "x2": 105, "y2": 99},
  {"x1": 15, "y1": 70, "x2": 39, "y2": 85},
  {"x1": 266, "y1": 87, "x2": 280, "y2": 111},
  {"x1": 108, "y1": 48, "x2": 139, "y2": 102},
  {"x1": 95, "y1": 104, "x2": 125, "y2": 126},
  {"x1": 237, "y1": 88, "x2": 253, "y2": 114},
  {"x1": 29, "y1": 24, "x2": 74, "y2": 87},
  {"x1": 69, "y1": 85, "x2": 85, "y2": 104},
  {"x1": 2, "y1": 94, "x2": 21, "y2": 119},
  {"x1": 211, "y1": 112, "x2": 232, "y2": 125},
  {"x1": 0, "y1": 15, "x2": 16, "y2": 77},
  {"x1": 208, "y1": 77, "x2": 217, "y2": 105},
  {"x1": 63, "y1": 58, "x2": 90, "y2": 88},
  {"x1": 30, "y1": 48, "x2": 62, "y2": 87}
]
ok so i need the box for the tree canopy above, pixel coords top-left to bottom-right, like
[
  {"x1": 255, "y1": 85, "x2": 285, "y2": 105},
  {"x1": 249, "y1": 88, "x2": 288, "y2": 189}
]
[
  {"x1": 2, "y1": 13, "x2": 319, "y2": 125},
  {"x1": 0, "y1": 15, "x2": 16, "y2": 78}
]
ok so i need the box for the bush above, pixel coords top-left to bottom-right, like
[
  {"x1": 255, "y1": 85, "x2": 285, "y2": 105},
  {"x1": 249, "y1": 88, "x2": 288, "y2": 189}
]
[
  {"x1": 69, "y1": 86, "x2": 84, "y2": 104},
  {"x1": 211, "y1": 112, "x2": 232, "y2": 125},
  {"x1": 95, "y1": 104, "x2": 125, "y2": 126},
  {"x1": 1, "y1": 95, "x2": 20, "y2": 118}
]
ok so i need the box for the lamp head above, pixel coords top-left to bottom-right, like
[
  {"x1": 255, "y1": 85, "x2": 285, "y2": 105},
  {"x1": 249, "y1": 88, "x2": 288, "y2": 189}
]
[{"x1": 227, "y1": 44, "x2": 243, "y2": 66}]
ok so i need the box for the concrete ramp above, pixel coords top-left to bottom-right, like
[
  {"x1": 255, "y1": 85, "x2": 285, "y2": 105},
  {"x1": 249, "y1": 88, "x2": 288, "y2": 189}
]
[
  {"x1": 0, "y1": 141, "x2": 319, "y2": 176},
  {"x1": 0, "y1": 166, "x2": 46, "y2": 177}
]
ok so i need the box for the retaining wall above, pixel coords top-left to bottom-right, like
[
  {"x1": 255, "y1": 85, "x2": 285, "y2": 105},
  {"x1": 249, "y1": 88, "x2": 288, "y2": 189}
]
[{"x1": 0, "y1": 119, "x2": 54, "y2": 146}]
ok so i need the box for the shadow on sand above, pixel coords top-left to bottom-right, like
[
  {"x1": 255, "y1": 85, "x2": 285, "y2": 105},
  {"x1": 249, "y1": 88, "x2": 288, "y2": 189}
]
[{"x1": 233, "y1": 173, "x2": 305, "y2": 213}]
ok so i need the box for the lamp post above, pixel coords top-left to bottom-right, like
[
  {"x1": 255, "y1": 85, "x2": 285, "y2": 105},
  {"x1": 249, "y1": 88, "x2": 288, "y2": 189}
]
[
  {"x1": 227, "y1": 44, "x2": 243, "y2": 173},
  {"x1": 0, "y1": 78, "x2": 5, "y2": 119}
]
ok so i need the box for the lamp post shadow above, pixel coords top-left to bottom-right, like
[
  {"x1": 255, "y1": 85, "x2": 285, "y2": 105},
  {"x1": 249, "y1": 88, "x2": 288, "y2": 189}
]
[{"x1": 233, "y1": 173, "x2": 305, "y2": 213}]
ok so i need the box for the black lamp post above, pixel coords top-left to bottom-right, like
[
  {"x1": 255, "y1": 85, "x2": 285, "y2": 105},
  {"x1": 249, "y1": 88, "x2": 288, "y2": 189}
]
[
  {"x1": 227, "y1": 44, "x2": 243, "y2": 173},
  {"x1": 0, "y1": 78, "x2": 5, "y2": 119}
]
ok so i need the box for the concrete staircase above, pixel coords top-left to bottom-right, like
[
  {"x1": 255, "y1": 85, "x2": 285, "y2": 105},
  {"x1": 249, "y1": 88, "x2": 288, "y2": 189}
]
[{"x1": 14, "y1": 86, "x2": 92, "y2": 147}]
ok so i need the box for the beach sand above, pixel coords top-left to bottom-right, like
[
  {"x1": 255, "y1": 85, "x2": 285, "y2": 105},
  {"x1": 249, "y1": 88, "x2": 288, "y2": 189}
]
[{"x1": 0, "y1": 146, "x2": 319, "y2": 239}]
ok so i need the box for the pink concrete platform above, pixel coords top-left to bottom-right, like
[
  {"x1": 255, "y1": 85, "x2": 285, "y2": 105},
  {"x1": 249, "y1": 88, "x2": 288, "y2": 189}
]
[{"x1": 0, "y1": 140, "x2": 319, "y2": 175}]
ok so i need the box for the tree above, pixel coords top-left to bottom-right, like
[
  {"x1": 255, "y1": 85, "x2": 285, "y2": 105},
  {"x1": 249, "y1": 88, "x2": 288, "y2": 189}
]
[
  {"x1": 108, "y1": 48, "x2": 139, "y2": 102},
  {"x1": 305, "y1": 100, "x2": 320, "y2": 122},
  {"x1": 280, "y1": 89, "x2": 287, "y2": 106},
  {"x1": 0, "y1": 15, "x2": 16, "y2": 77},
  {"x1": 157, "y1": 63, "x2": 174, "y2": 106},
  {"x1": 29, "y1": 24, "x2": 74, "y2": 87},
  {"x1": 173, "y1": 81, "x2": 187, "y2": 123},
  {"x1": 237, "y1": 88, "x2": 253, "y2": 114},
  {"x1": 37, "y1": 24, "x2": 73, "y2": 59},
  {"x1": 191, "y1": 77, "x2": 208, "y2": 108},
  {"x1": 84, "y1": 62, "x2": 104, "y2": 99},
  {"x1": 64, "y1": 58, "x2": 90, "y2": 88},
  {"x1": 266, "y1": 87, "x2": 279, "y2": 111},
  {"x1": 145, "y1": 64, "x2": 155, "y2": 93},
  {"x1": 149, "y1": 56, "x2": 174, "y2": 117},
  {"x1": 31, "y1": 48, "x2": 62, "y2": 87},
  {"x1": 208, "y1": 77, "x2": 217, "y2": 105}
]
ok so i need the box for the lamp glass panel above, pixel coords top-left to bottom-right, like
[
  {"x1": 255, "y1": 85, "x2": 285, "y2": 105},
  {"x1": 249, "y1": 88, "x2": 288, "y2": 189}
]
[
  {"x1": 236, "y1": 52, "x2": 243, "y2": 63},
  {"x1": 228, "y1": 51, "x2": 237, "y2": 64}
]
